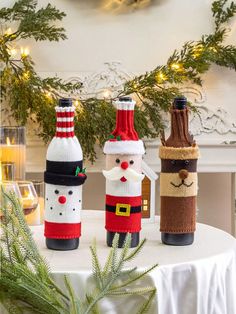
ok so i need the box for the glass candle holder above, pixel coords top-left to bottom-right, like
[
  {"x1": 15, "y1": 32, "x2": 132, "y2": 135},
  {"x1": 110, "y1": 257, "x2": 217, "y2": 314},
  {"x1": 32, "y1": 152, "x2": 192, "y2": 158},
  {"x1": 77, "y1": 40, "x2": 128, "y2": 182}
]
[
  {"x1": 0, "y1": 181, "x2": 22, "y2": 218},
  {"x1": 1, "y1": 162, "x2": 15, "y2": 180},
  {"x1": 0, "y1": 126, "x2": 26, "y2": 180},
  {"x1": 25, "y1": 180, "x2": 44, "y2": 225},
  {"x1": 17, "y1": 181, "x2": 38, "y2": 216}
]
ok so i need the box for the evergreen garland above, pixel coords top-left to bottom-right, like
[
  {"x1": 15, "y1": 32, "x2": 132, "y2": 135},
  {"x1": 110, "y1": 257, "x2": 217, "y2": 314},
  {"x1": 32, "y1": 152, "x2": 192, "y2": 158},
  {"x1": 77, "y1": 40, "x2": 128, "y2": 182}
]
[
  {"x1": 0, "y1": 0, "x2": 236, "y2": 161},
  {"x1": 0, "y1": 189, "x2": 158, "y2": 313}
]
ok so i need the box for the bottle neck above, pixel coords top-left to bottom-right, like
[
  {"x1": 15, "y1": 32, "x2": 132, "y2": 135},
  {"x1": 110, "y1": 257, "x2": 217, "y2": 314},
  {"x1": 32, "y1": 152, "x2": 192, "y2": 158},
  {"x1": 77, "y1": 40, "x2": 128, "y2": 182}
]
[
  {"x1": 55, "y1": 106, "x2": 75, "y2": 138},
  {"x1": 165, "y1": 107, "x2": 193, "y2": 147},
  {"x1": 112, "y1": 107, "x2": 139, "y2": 140}
]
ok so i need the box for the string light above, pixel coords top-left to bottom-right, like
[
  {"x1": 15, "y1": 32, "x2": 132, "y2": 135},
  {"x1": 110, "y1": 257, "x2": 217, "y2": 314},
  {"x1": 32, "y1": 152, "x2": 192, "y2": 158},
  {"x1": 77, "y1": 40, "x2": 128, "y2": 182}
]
[
  {"x1": 209, "y1": 46, "x2": 217, "y2": 52},
  {"x1": 21, "y1": 47, "x2": 29, "y2": 57},
  {"x1": 192, "y1": 45, "x2": 203, "y2": 58},
  {"x1": 156, "y1": 72, "x2": 167, "y2": 83},
  {"x1": 5, "y1": 28, "x2": 12, "y2": 36},
  {"x1": 74, "y1": 100, "x2": 79, "y2": 106},
  {"x1": 171, "y1": 63, "x2": 181, "y2": 70},
  {"x1": 103, "y1": 89, "x2": 111, "y2": 99},
  {"x1": 22, "y1": 71, "x2": 30, "y2": 80},
  {"x1": 45, "y1": 91, "x2": 51, "y2": 98}
]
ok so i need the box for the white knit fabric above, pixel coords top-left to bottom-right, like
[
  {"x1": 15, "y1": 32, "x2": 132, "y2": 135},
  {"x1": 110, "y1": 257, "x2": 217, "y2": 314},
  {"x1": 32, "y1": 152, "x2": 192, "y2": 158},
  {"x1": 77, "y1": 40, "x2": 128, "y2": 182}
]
[
  {"x1": 45, "y1": 183, "x2": 82, "y2": 223},
  {"x1": 55, "y1": 106, "x2": 75, "y2": 113},
  {"x1": 114, "y1": 100, "x2": 136, "y2": 110},
  {"x1": 47, "y1": 137, "x2": 83, "y2": 162},
  {"x1": 103, "y1": 140, "x2": 145, "y2": 155}
]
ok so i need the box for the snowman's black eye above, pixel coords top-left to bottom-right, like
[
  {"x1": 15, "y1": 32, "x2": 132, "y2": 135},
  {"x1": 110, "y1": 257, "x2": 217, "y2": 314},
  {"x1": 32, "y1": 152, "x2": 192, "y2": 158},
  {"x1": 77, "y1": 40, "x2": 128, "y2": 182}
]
[
  {"x1": 68, "y1": 190, "x2": 73, "y2": 195},
  {"x1": 55, "y1": 190, "x2": 59, "y2": 194},
  {"x1": 129, "y1": 160, "x2": 134, "y2": 165},
  {"x1": 116, "y1": 158, "x2": 120, "y2": 164}
]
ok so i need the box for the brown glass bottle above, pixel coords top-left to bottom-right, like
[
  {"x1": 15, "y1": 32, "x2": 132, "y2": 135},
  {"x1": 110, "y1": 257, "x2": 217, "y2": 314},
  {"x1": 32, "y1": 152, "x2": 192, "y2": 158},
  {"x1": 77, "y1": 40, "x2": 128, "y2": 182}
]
[{"x1": 160, "y1": 96, "x2": 198, "y2": 246}]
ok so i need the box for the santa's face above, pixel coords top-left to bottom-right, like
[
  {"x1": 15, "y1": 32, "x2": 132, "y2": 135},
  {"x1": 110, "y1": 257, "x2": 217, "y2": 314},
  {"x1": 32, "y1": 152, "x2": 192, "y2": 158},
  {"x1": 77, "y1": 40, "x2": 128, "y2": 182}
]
[
  {"x1": 103, "y1": 154, "x2": 143, "y2": 182},
  {"x1": 45, "y1": 184, "x2": 82, "y2": 223},
  {"x1": 103, "y1": 154, "x2": 144, "y2": 197}
]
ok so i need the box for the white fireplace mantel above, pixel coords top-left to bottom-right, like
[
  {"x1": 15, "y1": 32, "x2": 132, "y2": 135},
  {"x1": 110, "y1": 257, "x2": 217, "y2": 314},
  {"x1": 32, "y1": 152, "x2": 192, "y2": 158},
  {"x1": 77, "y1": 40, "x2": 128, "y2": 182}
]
[{"x1": 143, "y1": 140, "x2": 236, "y2": 174}]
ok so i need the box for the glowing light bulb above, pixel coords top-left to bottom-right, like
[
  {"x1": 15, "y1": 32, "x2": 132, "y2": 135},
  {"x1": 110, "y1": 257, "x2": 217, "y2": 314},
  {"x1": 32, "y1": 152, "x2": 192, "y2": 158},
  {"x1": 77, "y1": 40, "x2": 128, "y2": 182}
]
[
  {"x1": 45, "y1": 92, "x2": 51, "y2": 98},
  {"x1": 74, "y1": 100, "x2": 79, "y2": 106},
  {"x1": 171, "y1": 63, "x2": 180, "y2": 70},
  {"x1": 5, "y1": 28, "x2": 12, "y2": 36},
  {"x1": 21, "y1": 47, "x2": 29, "y2": 57},
  {"x1": 22, "y1": 71, "x2": 30, "y2": 80},
  {"x1": 103, "y1": 90, "x2": 111, "y2": 98}
]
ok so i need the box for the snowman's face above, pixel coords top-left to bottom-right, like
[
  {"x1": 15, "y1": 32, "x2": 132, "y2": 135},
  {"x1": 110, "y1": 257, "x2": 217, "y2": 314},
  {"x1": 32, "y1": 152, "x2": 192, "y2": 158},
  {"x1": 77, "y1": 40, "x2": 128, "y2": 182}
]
[{"x1": 45, "y1": 184, "x2": 82, "y2": 223}]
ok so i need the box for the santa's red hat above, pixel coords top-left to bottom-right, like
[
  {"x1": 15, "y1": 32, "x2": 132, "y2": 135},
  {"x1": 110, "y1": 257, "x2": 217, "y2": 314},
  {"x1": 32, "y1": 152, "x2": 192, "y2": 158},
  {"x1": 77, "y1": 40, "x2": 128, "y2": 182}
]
[{"x1": 103, "y1": 97, "x2": 145, "y2": 155}]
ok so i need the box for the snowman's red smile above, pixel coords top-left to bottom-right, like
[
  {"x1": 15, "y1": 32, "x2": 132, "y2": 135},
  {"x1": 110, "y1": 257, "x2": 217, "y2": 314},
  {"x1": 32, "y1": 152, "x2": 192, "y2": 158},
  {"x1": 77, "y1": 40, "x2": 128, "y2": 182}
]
[{"x1": 58, "y1": 195, "x2": 67, "y2": 204}]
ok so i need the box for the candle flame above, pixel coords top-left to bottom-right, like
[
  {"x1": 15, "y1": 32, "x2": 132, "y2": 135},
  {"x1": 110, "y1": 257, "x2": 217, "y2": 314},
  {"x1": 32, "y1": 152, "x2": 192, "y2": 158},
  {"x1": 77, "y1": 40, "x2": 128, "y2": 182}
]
[{"x1": 6, "y1": 137, "x2": 11, "y2": 146}]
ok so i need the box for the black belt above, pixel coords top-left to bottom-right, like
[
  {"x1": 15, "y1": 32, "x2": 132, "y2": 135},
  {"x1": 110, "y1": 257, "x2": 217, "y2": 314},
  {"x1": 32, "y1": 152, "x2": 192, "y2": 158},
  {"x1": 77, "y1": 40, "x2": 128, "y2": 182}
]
[{"x1": 106, "y1": 204, "x2": 141, "y2": 216}]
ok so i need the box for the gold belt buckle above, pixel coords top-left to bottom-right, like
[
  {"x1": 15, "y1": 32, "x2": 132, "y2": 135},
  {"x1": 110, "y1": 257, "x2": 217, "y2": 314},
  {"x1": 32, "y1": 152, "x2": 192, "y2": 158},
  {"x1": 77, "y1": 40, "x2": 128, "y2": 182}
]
[{"x1": 115, "y1": 203, "x2": 131, "y2": 217}]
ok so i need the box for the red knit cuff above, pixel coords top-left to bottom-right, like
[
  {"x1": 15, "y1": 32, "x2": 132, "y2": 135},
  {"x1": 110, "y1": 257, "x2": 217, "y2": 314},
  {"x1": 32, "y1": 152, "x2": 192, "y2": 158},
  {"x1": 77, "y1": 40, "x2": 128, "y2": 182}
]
[
  {"x1": 44, "y1": 221, "x2": 81, "y2": 239},
  {"x1": 105, "y1": 211, "x2": 141, "y2": 233}
]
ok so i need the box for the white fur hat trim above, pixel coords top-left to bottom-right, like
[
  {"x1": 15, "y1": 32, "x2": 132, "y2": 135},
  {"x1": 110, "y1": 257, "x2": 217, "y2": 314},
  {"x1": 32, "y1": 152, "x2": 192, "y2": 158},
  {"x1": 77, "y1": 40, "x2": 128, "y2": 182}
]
[{"x1": 103, "y1": 140, "x2": 145, "y2": 155}]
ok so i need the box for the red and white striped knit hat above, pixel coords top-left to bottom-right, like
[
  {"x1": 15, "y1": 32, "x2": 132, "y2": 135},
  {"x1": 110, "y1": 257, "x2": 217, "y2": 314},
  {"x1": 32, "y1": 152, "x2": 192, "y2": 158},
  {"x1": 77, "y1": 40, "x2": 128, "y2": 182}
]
[
  {"x1": 103, "y1": 97, "x2": 145, "y2": 155},
  {"x1": 47, "y1": 99, "x2": 82, "y2": 163}
]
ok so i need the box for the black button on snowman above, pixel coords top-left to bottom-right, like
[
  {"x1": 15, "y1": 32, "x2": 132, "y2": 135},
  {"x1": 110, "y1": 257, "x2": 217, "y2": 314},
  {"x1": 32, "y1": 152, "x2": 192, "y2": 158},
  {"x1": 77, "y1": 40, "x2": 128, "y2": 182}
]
[{"x1": 44, "y1": 98, "x2": 87, "y2": 250}]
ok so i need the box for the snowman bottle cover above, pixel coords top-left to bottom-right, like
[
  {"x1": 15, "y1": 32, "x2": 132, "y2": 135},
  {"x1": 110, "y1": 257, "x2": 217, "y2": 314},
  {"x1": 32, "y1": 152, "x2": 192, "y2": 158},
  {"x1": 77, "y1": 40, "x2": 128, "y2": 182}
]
[
  {"x1": 103, "y1": 96, "x2": 145, "y2": 248},
  {"x1": 44, "y1": 98, "x2": 87, "y2": 250}
]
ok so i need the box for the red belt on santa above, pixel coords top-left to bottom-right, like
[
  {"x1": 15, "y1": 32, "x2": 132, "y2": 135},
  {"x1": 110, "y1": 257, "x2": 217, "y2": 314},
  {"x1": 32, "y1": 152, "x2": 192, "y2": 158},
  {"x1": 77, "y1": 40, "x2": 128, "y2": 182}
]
[{"x1": 105, "y1": 195, "x2": 142, "y2": 233}]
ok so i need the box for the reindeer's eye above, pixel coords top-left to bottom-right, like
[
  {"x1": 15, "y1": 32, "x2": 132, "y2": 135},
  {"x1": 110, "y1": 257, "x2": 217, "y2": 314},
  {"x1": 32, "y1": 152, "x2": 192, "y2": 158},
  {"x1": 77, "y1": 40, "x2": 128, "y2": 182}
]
[
  {"x1": 171, "y1": 160, "x2": 176, "y2": 165},
  {"x1": 116, "y1": 158, "x2": 120, "y2": 164},
  {"x1": 55, "y1": 190, "x2": 59, "y2": 194},
  {"x1": 184, "y1": 160, "x2": 189, "y2": 165},
  {"x1": 129, "y1": 160, "x2": 134, "y2": 165}
]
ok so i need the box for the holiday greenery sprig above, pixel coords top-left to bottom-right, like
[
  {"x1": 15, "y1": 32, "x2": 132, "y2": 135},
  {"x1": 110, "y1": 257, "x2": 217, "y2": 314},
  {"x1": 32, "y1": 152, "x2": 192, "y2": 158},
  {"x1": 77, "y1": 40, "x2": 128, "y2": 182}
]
[
  {"x1": 0, "y1": 189, "x2": 157, "y2": 314},
  {"x1": 1, "y1": 0, "x2": 236, "y2": 161}
]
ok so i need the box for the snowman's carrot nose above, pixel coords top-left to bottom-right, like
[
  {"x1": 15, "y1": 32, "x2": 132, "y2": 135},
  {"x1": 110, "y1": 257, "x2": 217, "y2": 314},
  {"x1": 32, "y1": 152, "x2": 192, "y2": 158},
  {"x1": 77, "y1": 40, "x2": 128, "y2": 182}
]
[{"x1": 58, "y1": 195, "x2": 67, "y2": 204}]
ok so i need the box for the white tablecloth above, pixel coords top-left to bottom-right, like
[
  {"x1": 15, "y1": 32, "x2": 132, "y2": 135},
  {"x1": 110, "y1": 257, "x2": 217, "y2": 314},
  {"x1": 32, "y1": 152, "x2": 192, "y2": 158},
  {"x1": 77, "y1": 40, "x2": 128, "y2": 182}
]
[{"x1": 31, "y1": 210, "x2": 236, "y2": 314}]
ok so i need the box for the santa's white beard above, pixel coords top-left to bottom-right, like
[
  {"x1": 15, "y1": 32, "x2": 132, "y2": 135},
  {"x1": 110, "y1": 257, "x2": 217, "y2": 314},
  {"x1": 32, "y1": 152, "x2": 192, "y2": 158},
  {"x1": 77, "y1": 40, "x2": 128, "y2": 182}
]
[
  {"x1": 105, "y1": 179, "x2": 142, "y2": 197},
  {"x1": 103, "y1": 166, "x2": 144, "y2": 182}
]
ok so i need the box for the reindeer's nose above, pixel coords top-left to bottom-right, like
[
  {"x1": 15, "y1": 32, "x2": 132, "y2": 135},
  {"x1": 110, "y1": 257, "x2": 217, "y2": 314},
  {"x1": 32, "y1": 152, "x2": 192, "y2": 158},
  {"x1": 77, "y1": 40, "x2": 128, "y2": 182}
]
[
  {"x1": 121, "y1": 161, "x2": 129, "y2": 170},
  {"x1": 58, "y1": 195, "x2": 67, "y2": 204},
  {"x1": 179, "y1": 169, "x2": 189, "y2": 180}
]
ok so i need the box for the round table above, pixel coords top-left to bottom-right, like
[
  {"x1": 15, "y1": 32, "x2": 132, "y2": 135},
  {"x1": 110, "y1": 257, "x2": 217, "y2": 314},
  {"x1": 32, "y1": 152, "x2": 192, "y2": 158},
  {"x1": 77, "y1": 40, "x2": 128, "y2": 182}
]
[{"x1": 31, "y1": 210, "x2": 236, "y2": 314}]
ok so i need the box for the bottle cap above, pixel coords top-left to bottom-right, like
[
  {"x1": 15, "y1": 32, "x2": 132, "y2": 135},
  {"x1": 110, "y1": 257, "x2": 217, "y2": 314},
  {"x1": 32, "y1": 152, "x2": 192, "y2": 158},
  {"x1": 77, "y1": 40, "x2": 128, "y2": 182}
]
[
  {"x1": 173, "y1": 96, "x2": 187, "y2": 110},
  {"x1": 119, "y1": 96, "x2": 132, "y2": 102},
  {"x1": 58, "y1": 98, "x2": 73, "y2": 107}
]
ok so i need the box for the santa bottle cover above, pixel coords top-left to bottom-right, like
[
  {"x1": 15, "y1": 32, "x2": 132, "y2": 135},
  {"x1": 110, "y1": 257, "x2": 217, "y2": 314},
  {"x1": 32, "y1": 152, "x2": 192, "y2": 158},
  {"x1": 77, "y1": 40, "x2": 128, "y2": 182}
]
[
  {"x1": 103, "y1": 96, "x2": 145, "y2": 248},
  {"x1": 44, "y1": 98, "x2": 87, "y2": 250},
  {"x1": 159, "y1": 96, "x2": 199, "y2": 246}
]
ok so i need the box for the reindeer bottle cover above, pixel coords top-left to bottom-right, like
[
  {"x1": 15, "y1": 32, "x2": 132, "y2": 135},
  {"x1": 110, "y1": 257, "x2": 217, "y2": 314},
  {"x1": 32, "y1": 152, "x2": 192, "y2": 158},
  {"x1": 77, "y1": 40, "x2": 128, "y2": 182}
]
[
  {"x1": 159, "y1": 96, "x2": 199, "y2": 246},
  {"x1": 44, "y1": 98, "x2": 87, "y2": 250},
  {"x1": 103, "y1": 97, "x2": 145, "y2": 248}
]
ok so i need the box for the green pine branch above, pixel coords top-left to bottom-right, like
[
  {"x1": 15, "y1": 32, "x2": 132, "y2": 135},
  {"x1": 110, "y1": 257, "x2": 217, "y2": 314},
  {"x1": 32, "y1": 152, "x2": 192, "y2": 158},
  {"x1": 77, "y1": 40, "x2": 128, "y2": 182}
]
[{"x1": 0, "y1": 190, "x2": 158, "y2": 313}]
